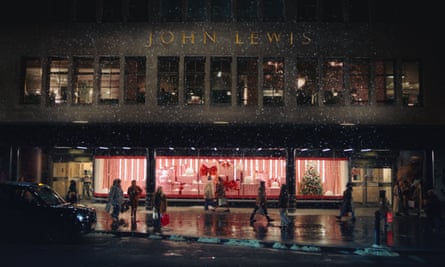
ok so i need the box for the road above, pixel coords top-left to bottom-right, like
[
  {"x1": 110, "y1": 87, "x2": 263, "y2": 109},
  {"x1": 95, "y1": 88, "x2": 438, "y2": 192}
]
[{"x1": 1, "y1": 232, "x2": 441, "y2": 267}]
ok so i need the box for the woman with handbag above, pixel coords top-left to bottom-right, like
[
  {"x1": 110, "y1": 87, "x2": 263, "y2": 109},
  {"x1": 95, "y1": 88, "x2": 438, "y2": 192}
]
[
  {"x1": 153, "y1": 186, "x2": 167, "y2": 233},
  {"x1": 215, "y1": 176, "x2": 229, "y2": 212}
]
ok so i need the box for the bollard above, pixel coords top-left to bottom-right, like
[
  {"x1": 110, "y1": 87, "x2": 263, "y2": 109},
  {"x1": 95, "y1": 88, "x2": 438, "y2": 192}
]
[{"x1": 374, "y1": 210, "x2": 380, "y2": 246}]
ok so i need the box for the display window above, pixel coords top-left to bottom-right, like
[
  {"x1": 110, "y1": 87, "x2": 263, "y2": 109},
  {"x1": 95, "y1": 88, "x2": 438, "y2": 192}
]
[
  {"x1": 94, "y1": 156, "x2": 147, "y2": 197},
  {"x1": 155, "y1": 155, "x2": 286, "y2": 199},
  {"x1": 295, "y1": 158, "x2": 349, "y2": 197}
]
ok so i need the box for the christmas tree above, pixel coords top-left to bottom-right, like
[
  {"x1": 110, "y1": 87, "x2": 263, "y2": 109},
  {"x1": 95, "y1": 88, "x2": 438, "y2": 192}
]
[{"x1": 299, "y1": 165, "x2": 323, "y2": 195}]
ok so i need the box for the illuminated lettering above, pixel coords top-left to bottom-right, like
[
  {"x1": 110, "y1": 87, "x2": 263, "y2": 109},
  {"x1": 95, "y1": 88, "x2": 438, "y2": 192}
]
[
  {"x1": 203, "y1": 32, "x2": 216, "y2": 44},
  {"x1": 160, "y1": 31, "x2": 175, "y2": 45},
  {"x1": 235, "y1": 31, "x2": 244, "y2": 45},
  {"x1": 266, "y1": 32, "x2": 280, "y2": 43},
  {"x1": 145, "y1": 32, "x2": 153, "y2": 47},
  {"x1": 145, "y1": 31, "x2": 313, "y2": 47},
  {"x1": 181, "y1": 31, "x2": 195, "y2": 44},
  {"x1": 302, "y1": 32, "x2": 312, "y2": 45},
  {"x1": 249, "y1": 32, "x2": 259, "y2": 45}
]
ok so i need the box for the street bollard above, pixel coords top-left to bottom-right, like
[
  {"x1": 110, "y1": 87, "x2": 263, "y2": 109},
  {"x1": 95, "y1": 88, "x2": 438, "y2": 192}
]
[{"x1": 374, "y1": 210, "x2": 380, "y2": 246}]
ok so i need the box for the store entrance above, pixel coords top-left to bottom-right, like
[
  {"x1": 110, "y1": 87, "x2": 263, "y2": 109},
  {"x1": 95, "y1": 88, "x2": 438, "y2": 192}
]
[{"x1": 351, "y1": 167, "x2": 392, "y2": 207}]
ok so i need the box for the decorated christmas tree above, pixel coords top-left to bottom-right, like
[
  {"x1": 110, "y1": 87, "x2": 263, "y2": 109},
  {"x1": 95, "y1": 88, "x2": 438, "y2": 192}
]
[{"x1": 299, "y1": 165, "x2": 323, "y2": 195}]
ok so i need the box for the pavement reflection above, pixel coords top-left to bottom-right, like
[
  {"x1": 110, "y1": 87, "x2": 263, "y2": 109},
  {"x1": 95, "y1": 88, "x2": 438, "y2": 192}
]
[{"x1": 87, "y1": 201, "x2": 445, "y2": 253}]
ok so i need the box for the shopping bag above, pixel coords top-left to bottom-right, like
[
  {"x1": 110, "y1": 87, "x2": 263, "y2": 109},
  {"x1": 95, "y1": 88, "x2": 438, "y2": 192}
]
[
  {"x1": 218, "y1": 198, "x2": 227, "y2": 206},
  {"x1": 161, "y1": 213, "x2": 170, "y2": 226}
]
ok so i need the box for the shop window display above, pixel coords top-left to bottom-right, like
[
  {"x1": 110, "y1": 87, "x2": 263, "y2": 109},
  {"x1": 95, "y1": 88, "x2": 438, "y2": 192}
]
[{"x1": 156, "y1": 156, "x2": 286, "y2": 198}]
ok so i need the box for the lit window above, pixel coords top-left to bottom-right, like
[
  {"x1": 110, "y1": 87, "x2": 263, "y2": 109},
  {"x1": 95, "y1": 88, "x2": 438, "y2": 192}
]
[
  {"x1": 99, "y1": 57, "x2": 120, "y2": 104},
  {"x1": 73, "y1": 57, "x2": 94, "y2": 104},
  {"x1": 48, "y1": 58, "x2": 69, "y2": 105},
  {"x1": 211, "y1": 57, "x2": 232, "y2": 105},
  {"x1": 237, "y1": 58, "x2": 258, "y2": 106},
  {"x1": 158, "y1": 57, "x2": 179, "y2": 105},
  {"x1": 185, "y1": 57, "x2": 205, "y2": 105},
  {"x1": 263, "y1": 58, "x2": 284, "y2": 106},
  {"x1": 23, "y1": 58, "x2": 42, "y2": 104},
  {"x1": 402, "y1": 61, "x2": 421, "y2": 107},
  {"x1": 125, "y1": 57, "x2": 146, "y2": 104}
]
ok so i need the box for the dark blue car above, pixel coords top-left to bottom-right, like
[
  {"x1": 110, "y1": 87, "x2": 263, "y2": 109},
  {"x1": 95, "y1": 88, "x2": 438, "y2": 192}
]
[{"x1": 0, "y1": 181, "x2": 96, "y2": 241}]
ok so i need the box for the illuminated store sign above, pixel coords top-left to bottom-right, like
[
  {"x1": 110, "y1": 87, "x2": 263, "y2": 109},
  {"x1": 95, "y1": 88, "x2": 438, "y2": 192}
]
[{"x1": 145, "y1": 31, "x2": 312, "y2": 48}]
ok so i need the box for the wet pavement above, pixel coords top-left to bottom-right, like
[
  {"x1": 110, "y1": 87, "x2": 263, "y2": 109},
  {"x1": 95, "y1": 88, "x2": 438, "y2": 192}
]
[{"x1": 85, "y1": 200, "x2": 445, "y2": 255}]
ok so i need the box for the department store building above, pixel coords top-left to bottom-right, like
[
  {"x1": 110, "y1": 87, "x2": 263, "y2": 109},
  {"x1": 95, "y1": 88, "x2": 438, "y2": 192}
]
[{"x1": 0, "y1": 0, "x2": 444, "y2": 209}]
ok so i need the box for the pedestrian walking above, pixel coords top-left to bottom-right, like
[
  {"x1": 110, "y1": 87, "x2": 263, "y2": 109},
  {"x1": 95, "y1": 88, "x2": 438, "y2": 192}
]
[
  {"x1": 127, "y1": 180, "x2": 143, "y2": 220},
  {"x1": 66, "y1": 180, "x2": 78, "y2": 204},
  {"x1": 250, "y1": 181, "x2": 273, "y2": 224},
  {"x1": 108, "y1": 178, "x2": 124, "y2": 223},
  {"x1": 424, "y1": 188, "x2": 442, "y2": 232},
  {"x1": 203, "y1": 175, "x2": 215, "y2": 211},
  {"x1": 336, "y1": 182, "x2": 356, "y2": 221},
  {"x1": 153, "y1": 186, "x2": 167, "y2": 233},
  {"x1": 278, "y1": 184, "x2": 291, "y2": 229},
  {"x1": 215, "y1": 176, "x2": 230, "y2": 212}
]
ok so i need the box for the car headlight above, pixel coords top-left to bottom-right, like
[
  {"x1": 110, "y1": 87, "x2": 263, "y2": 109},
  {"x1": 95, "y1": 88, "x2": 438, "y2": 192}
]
[{"x1": 76, "y1": 213, "x2": 85, "y2": 222}]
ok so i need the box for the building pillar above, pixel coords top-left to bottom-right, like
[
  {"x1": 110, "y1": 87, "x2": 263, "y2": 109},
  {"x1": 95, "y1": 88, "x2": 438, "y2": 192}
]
[
  {"x1": 145, "y1": 149, "x2": 156, "y2": 210},
  {"x1": 287, "y1": 147, "x2": 296, "y2": 212}
]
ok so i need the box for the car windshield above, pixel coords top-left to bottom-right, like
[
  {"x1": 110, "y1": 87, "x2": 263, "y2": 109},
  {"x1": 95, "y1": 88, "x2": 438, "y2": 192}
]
[{"x1": 36, "y1": 186, "x2": 66, "y2": 206}]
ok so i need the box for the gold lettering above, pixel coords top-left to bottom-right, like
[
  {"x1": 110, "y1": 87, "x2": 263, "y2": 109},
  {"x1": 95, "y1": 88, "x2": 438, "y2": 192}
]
[
  {"x1": 289, "y1": 32, "x2": 293, "y2": 45},
  {"x1": 266, "y1": 32, "x2": 280, "y2": 43},
  {"x1": 145, "y1": 32, "x2": 153, "y2": 47},
  {"x1": 203, "y1": 32, "x2": 216, "y2": 44},
  {"x1": 181, "y1": 31, "x2": 195, "y2": 44},
  {"x1": 249, "y1": 32, "x2": 259, "y2": 45},
  {"x1": 302, "y1": 32, "x2": 312, "y2": 45},
  {"x1": 160, "y1": 31, "x2": 175, "y2": 45},
  {"x1": 235, "y1": 31, "x2": 244, "y2": 45}
]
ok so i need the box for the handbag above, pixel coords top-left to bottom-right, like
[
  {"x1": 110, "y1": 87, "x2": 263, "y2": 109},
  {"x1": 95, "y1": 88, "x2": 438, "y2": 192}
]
[
  {"x1": 105, "y1": 202, "x2": 111, "y2": 213},
  {"x1": 161, "y1": 213, "x2": 170, "y2": 226}
]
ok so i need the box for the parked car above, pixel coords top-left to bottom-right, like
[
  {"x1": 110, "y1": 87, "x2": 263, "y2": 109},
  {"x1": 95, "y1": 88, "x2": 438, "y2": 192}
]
[{"x1": 0, "y1": 181, "x2": 96, "y2": 241}]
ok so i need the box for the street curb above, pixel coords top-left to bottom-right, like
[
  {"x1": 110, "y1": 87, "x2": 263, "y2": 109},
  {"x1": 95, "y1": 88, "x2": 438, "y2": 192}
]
[{"x1": 93, "y1": 230, "x2": 400, "y2": 256}]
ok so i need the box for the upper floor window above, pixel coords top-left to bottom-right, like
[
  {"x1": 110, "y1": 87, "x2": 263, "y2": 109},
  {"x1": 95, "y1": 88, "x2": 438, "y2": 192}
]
[
  {"x1": 125, "y1": 57, "x2": 146, "y2": 104},
  {"x1": 23, "y1": 58, "x2": 42, "y2": 104},
  {"x1": 185, "y1": 57, "x2": 205, "y2": 105},
  {"x1": 347, "y1": 0, "x2": 369, "y2": 23},
  {"x1": 350, "y1": 59, "x2": 370, "y2": 105},
  {"x1": 158, "y1": 57, "x2": 179, "y2": 105},
  {"x1": 263, "y1": 0, "x2": 284, "y2": 22},
  {"x1": 127, "y1": 0, "x2": 149, "y2": 22},
  {"x1": 102, "y1": 0, "x2": 123, "y2": 22},
  {"x1": 322, "y1": 59, "x2": 344, "y2": 105},
  {"x1": 186, "y1": 0, "x2": 207, "y2": 21},
  {"x1": 263, "y1": 58, "x2": 284, "y2": 106},
  {"x1": 160, "y1": 0, "x2": 183, "y2": 22},
  {"x1": 321, "y1": 0, "x2": 343, "y2": 22},
  {"x1": 297, "y1": 0, "x2": 317, "y2": 22},
  {"x1": 211, "y1": 0, "x2": 232, "y2": 21},
  {"x1": 76, "y1": 0, "x2": 97, "y2": 22},
  {"x1": 99, "y1": 57, "x2": 120, "y2": 104},
  {"x1": 237, "y1": 57, "x2": 258, "y2": 106},
  {"x1": 211, "y1": 57, "x2": 232, "y2": 105},
  {"x1": 296, "y1": 58, "x2": 318, "y2": 106},
  {"x1": 236, "y1": 0, "x2": 258, "y2": 22},
  {"x1": 73, "y1": 57, "x2": 94, "y2": 104},
  {"x1": 402, "y1": 61, "x2": 421, "y2": 107},
  {"x1": 48, "y1": 58, "x2": 69, "y2": 105},
  {"x1": 375, "y1": 60, "x2": 395, "y2": 105}
]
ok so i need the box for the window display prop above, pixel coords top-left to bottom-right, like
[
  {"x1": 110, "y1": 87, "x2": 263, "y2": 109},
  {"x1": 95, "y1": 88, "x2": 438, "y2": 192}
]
[
  {"x1": 296, "y1": 158, "x2": 348, "y2": 197},
  {"x1": 94, "y1": 156, "x2": 147, "y2": 197},
  {"x1": 299, "y1": 164, "x2": 323, "y2": 195},
  {"x1": 156, "y1": 156, "x2": 286, "y2": 199}
]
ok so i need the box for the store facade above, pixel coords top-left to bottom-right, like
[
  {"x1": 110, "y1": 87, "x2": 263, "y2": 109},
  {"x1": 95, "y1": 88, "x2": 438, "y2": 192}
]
[{"x1": 0, "y1": 0, "x2": 443, "y2": 209}]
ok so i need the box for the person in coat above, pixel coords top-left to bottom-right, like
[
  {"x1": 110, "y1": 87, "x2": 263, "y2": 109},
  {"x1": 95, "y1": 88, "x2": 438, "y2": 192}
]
[
  {"x1": 108, "y1": 178, "x2": 124, "y2": 222},
  {"x1": 127, "y1": 180, "x2": 143, "y2": 219},
  {"x1": 203, "y1": 175, "x2": 215, "y2": 211},
  {"x1": 153, "y1": 186, "x2": 167, "y2": 233},
  {"x1": 249, "y1": 181, "x2": 273, "y2": 224},
  {"x1": 278, "y1": 184, "x2": 291, "y2": 229},
  {"x1": 336, "y1": 182, "x2": 356, "y2": 221}
]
